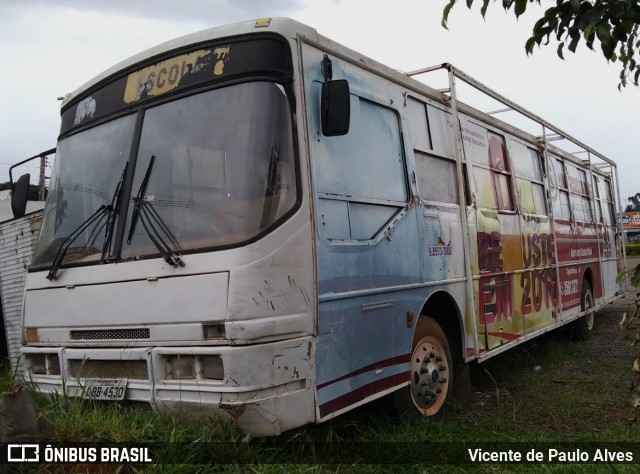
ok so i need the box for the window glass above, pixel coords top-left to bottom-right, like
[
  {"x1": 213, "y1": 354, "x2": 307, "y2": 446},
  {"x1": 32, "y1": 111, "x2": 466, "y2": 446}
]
[
  {"x1": 553, "y1": 158, "x2": 567, "y2": 189},
  {"x1": 415, "y1": 152, "x2": 458, "y2": 203},
  {"x1": 488, "y1": 133, "x2": 513, "y2": 211},
  {"x1": 517, "y1": 178, "x2": 545, "y2": 215},
  {"x1": 512, "y1": 142, "x2": 543, "y2": 181},
  {"x1": 473, "y1": 167, "x2": 497, "y2": 209},
  {"x1": 470, "y1": 130, "x2": 513, "y2": 211},
  {"x1": 605, "y1": 180, "x2": 613, "y2": 202},
  {"x1": 317, "y1": 93, "x2": 406, "y2": 202},
  {"x1": 601, "y1": 178, "x2": 615, "y2": 225},
  {"x1": 592, "y1": 177, "x2": 603, "y2": 222},
  {"x1": 511, "y1": 141, "x2": 545, "y2": 215},
  {"x1": 32, "y1": 114, "x2": 136, "y2": 268},
  {"x1": 122, "y1": 82, "x2": 297, "y2": 260},
  {"x1": 462, "y1": 120, "x2": 489, "y2": 166},
  {"x1": 549, "y1": 157, "x2": 572, "y2": 220},
  {"x1": 581, "y1": 195, "x2": 593, "y2": 222},
  {"x1": 494, "y1": 173, "x2": 512, "y2": 210},
  {"x1": 406, "y1": 97, "x2": 431, "y2": 153},
  {"x1": 427, "y1": 105, "x2": 455, "y2": 157},
  {"x1": 566, "y1": 164, "x2": 593, "y2": 222}
]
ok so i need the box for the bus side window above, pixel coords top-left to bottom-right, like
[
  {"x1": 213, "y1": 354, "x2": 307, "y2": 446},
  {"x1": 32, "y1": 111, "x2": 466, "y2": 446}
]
[
  {"x1": 592, "y1": 175, "x2": 603, "y2": 222},
  {"x1": 598, "y1": 178, "x2": 615, "y2": 226},
  {"x1": 566, "y1": 164, "x2": 593, "y2": 223},
  {"x1": 317, "y1": 93, "x2": 406, "y2": 203},
  {"x1": 414, "y1": 152, "x2": 458, "y2": 204},
  {"x1": 550, "y1": 157, "x2": 571, "y2": 220},
  {"x1": 511, "y1": 141, "x2": 545, "y2": 215},
  {"x1": 469, "y1": 129, "x2": 513, "y2": 211},
  {"x1": 314, "y1": 88, "x2": 408, "y2": 241},
  {"x1": 406, "y1": 97, "x2": 432, "y2": 153}
]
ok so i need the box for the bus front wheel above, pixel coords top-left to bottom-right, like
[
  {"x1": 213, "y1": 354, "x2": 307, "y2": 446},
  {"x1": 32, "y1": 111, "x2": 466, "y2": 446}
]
[{"x1": 395, "y1": 316, "x2": 452, "y2": 419}]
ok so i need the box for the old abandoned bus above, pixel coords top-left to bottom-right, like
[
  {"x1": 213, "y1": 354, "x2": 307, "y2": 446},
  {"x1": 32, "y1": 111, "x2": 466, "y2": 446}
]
[{"x1": 15, "y1": 18, "x2": 624, "y2": 435}]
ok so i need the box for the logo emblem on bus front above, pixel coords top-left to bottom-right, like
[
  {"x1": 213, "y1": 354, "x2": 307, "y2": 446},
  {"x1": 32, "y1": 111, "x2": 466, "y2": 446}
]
[{"x1": 74, "y1": 96, "x2": 96, "y2": 125}]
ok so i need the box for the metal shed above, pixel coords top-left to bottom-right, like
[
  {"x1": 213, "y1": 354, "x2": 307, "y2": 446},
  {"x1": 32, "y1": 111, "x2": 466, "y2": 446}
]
[{"x1": 0, "y1": 210, "x2": 43, "y2": 374}]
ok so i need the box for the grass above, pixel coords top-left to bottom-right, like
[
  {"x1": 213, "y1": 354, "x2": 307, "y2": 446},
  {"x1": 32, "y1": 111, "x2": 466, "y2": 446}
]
[
  {"x1": 3, "y1": 307, "x2": 640, "y2": 472},
  {"x1": 625, "y1": 244, "x2": 640, "y2": 257},
  {"x1": 0, "y1": 356, "x2": 21, "y2": 393}
]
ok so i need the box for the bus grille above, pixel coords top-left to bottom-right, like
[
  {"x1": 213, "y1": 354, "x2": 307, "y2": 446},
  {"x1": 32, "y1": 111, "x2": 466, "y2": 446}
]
[
  {"x1": 68, "y1": 359, "x2": 149, "y2": 380},
  {"x1": 70, "y1": 328, "x2": 150, "y2": 340}
]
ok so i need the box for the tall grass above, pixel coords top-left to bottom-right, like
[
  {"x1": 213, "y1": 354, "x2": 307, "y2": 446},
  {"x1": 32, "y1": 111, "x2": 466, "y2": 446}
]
[{"x1": 2, "y1": 329, "x2": 639, "y2": 472}]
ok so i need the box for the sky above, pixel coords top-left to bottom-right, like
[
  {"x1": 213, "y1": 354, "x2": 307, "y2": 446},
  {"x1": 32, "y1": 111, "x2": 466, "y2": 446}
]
[{"x1": 0, "y1": 0, "x2": 638, "y2": 204}]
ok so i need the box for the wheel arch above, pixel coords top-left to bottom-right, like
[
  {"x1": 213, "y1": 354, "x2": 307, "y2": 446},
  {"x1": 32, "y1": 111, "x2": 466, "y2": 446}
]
[
  {"x1": 582, "y1": 266, "x2": 594, "y2": 292},
  {"x1": 417, "y1": 290, "x2": 465, "y2": 364}
]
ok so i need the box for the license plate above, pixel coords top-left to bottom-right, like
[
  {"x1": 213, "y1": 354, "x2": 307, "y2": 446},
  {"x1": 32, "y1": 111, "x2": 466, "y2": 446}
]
[{"x1": 84, "y1": 381, "x2": 127, "y2": 400}]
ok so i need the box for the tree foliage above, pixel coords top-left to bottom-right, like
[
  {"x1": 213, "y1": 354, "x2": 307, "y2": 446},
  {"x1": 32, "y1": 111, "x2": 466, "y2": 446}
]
[
  {"x1": 0, "y1": 181, "x2": 42, "y2": 201},
  {"x1": 442, "y1": 1, "x2": 640, "y2": 88},
  {"x1": 626, "y1": 192, "x2": 640, "y2": 212}
]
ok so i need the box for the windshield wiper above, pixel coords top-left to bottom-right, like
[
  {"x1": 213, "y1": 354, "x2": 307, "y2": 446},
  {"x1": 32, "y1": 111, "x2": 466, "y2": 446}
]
[
  {"x1": 46, "y1": 204, "x2": 111, "y2": 280},
  {"x1": 102, "y1": 162, "x2": 128, "y2": 260},
  {"x1": 127, "y1": 155, "x2": 155, "y2": 245},
  {"x1": 126, "y1": 155, "x2": 184, "y2": 268},
  {"x1": 46, "y1": 162, "x2": 130, "y2": 280},
  {"x1": 139, "y1": 201, "x2": 185, "y2": 268}
]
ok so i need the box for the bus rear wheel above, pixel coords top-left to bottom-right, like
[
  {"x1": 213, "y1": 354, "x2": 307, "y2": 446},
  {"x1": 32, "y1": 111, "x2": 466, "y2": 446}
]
[
  {"x1": 395, "y1": 316, "x2": 452, "y2": 419},
  {"x1": 573, "y1": 280, "x2": 595, "y2": 340}
]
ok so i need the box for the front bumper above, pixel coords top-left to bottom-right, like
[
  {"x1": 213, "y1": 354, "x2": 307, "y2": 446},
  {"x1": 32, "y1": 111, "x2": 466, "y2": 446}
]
[{"x1": 21, "y1": 336, "x2": 315, "y2": 435}]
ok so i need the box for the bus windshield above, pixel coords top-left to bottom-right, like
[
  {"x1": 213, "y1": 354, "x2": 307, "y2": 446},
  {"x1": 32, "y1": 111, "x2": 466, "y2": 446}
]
[{"x1": 31, "y1": 81, "x2": 297, "y2": 269}]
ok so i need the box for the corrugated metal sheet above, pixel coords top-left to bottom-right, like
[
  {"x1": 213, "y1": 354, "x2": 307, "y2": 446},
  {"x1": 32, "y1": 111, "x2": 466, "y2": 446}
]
[{"x1": 0, "y1": 211, "x2": 42, "y2": 373}]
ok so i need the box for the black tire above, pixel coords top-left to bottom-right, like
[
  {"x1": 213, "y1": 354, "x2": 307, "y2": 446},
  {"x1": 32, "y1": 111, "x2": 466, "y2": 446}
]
[
  {"x1": 394, "y1": 316, "x2": 453, "y2": 419},
  {"x1": 573, "y1": 280, "x2": 595, "y2": 341}
]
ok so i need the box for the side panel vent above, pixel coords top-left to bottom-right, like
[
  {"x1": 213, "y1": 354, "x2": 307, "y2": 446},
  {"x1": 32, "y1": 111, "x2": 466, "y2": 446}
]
[{"x1": 70, "y1": 328, "x2": 150, "y2": 340}]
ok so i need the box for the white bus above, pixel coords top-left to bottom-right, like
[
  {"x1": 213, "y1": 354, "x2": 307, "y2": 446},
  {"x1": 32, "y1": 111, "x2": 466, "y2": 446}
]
[{"x1": 14, "y1": 18, "x2": 624, "y2": 435}]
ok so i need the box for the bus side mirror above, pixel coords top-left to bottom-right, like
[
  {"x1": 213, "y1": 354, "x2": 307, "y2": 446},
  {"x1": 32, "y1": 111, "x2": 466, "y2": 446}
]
[
  {"x1": 321, "y1": 80, "x2": 350, "y2": 136},
  {"x1": 11, "y1": 173, "x2": 30, "y2": 218}
]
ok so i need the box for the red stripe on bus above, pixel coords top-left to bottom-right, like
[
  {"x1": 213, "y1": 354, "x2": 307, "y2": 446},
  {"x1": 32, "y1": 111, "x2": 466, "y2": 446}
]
[
  {"x1": 318, "y1": 372, "x2": 410, "y2": 418},
  {"x1": 316, "y1": 353, "x2": 411, "y2": 390}
]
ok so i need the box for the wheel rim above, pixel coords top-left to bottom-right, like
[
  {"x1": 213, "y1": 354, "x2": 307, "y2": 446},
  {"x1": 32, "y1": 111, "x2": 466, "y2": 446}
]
[
  {"x1": 583, "y1": 289, "x2": 594, "y2": 331},
  {"x1": 410, "y1": 337, "x2": 449, "y2": 416}
]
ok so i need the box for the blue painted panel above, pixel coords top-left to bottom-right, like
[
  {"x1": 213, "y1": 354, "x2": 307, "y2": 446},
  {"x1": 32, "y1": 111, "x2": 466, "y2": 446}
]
[
  {"x1": 317, "y1": 199, "x2": 351, "y2": 240},
  {"x1": 348, "y1": 203, "x2": 397, "y2": 240},
  {"x1": 310, "y1": 82, "x2": 407, "y2": 204},
  {"x1": 302, "y1": 44, "x2": 461, "y2": 414}
]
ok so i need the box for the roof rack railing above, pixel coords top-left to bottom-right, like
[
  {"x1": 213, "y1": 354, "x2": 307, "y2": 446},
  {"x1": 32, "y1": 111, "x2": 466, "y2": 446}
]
[
  {"x1": 405, "y1": 63, "x2": 617, "y2": 169},
  {"x1": 406, "y1": 63, "x2": 626, "y2": 268}
]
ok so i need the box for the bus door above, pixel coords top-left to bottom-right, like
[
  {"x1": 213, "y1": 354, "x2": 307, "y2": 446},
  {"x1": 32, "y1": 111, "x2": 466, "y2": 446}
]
[{"x1": 302, "y1": 45, "x2": 416, "y2": 417}]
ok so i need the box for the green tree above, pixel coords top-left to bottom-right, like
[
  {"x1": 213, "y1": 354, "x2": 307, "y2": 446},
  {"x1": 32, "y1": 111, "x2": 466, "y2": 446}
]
[
  {"x1": 0, "y1": 181, "x2": 44, "y2": 201},
  {"x1": 626, "y1": 192, "x2": 640, "y2": 212},
  {"x1": 442, "y1": 0, "x2": 640, "y2": 87}
]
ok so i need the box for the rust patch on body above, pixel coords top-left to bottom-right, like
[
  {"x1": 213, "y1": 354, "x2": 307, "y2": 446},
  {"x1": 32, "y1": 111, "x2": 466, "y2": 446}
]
[{"x1": 219, "y1": 403, "x2": 246, "y2": 419}]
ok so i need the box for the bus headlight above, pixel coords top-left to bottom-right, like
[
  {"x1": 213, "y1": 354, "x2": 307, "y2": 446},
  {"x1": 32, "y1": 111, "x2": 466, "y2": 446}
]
[
  {"x1": 167, "y1": 356, "x2": 195, "y2": 379},
  {"x1": 28, "y1": 354, "x2": 46, "y2": 375},
  {"x1": 25, "y1": 353, "x2": 61, "y2": 376}
]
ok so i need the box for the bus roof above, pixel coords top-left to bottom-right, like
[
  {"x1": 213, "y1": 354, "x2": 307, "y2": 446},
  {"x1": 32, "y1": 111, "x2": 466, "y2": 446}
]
[
  {"x1": 60, "y1": 17, "x2": 616, "y2": 176},
  {"x1": 60, "y1": 17, "x2": 318, "y2": 109}
]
